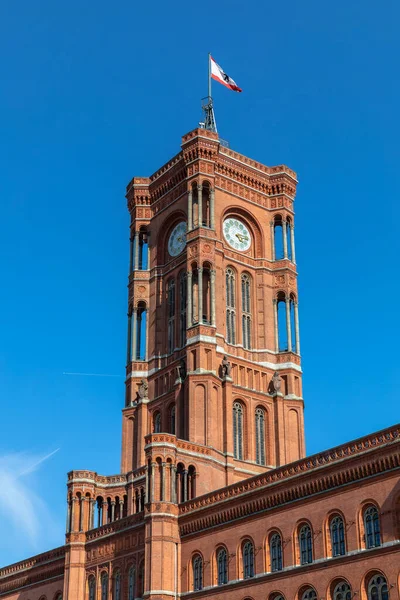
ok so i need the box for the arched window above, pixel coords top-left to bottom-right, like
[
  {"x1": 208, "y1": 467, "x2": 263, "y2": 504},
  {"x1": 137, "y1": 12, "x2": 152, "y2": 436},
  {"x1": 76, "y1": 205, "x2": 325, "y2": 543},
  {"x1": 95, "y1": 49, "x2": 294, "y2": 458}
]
[
  {"x1": 241, "y1": 274, "x2": 251, "y2": 349},
  {"x1": 113, "y1": 571, "x2": 121, "y2": 600},
  {"x1": 226, "y1": 268, "x2": 236, "y2": 344},
  {"x1": 243, "y1": 540, "x2": 255, "y2": 579},
  {"x1": 167, "y1": 279, "x2": 176, "y2": 353},
  {"x1": 179, "y1": 272, "x2": 187, "y2": 346},
  {"x1": 54, "y1": 595, "x2": 63, "y2": 600},
  {"x1": 333, "y1": 582, "x2": 352, "y2": 600},
  {"x1": 270, "y1": 533, "x2": 283, "y2": 572},
  {"x1": 136, "y1": 302, "x2": 147, "y2": 361},
  {"x1": 138, "y1": 561, "x2": 144, "y2": 598},
  {"x1": 193, "y1": 555, "x2": 203, "y2": 591},
  {"x1": 153, "y1": 411, "x2": 161, "y2": 433},
  {"x1": 217, "y1": 547, "x2": 228, "y2": 585},
  {"x1": 364, "y1": 506, "x2": 381, "y2": 548},
  {"x1": 128, "y1": 566, "x2": 135, "y2": 600},
  {"x1": 138, "y1": 230, "x2": 149, "y2": 270},
  {"x1": 368, "y1": 575, "x2": 389, "y2": 600},
  {"x1": 273, "y1": 216, "x2": 284, "y2": 260},
  {"x1": 233, "y1": 402, "x2": 243, "y2": 460},
  {"x1": 299, "y1": 524, "x2": 313, "y2": 565},
  {"x1": 101, "y1": 572, "x2": 108, "y2": 600},
  {"x1": 170, "y1": 405, "x2": 176, "y2": 435},
  {"x1": 302, "y1": 589, "x2": 317, "y2": 600},
  {"x1": 255, "y1": 408, "x2": 266, "y2": 465},
  {"x1": 330, "y1": 515, "x2": 346, "y2": 556}
]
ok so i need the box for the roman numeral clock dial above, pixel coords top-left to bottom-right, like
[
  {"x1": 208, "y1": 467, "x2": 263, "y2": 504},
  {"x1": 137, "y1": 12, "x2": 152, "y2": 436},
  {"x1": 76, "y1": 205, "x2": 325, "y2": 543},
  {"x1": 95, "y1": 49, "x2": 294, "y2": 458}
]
[{"x1": 223, "y1": 218, "x2": 251, "y2": 251}]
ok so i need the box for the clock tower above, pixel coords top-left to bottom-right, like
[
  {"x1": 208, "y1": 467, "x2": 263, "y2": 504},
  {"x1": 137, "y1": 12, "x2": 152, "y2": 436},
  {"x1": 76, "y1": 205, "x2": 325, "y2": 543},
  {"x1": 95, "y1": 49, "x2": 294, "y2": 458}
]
[{"x1": 121, "y1": 126, "x2": 305, "y2": 504}]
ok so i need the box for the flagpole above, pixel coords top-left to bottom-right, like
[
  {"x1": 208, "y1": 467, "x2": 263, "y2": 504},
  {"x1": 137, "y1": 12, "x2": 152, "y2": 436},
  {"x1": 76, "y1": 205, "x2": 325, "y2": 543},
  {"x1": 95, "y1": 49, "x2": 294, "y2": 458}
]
[{"x1": 208, "y1": 52, "x2": 211, "y2": 99}]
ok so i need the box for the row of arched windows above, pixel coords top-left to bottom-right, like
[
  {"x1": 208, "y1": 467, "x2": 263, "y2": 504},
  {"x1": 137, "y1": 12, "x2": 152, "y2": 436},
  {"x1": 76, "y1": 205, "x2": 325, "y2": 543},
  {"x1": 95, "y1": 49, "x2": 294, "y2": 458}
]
[
  {"x1": 153, "y1": 404, "x2": 176, "y2": 435},
  {"x1": 88, "y1": 564, "x2": 144, "y2": 600},
  {"x1": 233, "y1": 401, "x2": 267, "y2": 465},
  {"x1": 272, "y1": 214, "x2": 295, "y2": 262},
  {"x1": 191, "y1": 506, "x2": 382, "y2": 590},
  {"x1": 240, "y1": 576, "x2": 388, "y2": 600},
  {"x1": 226, "y1": 269, "x2": 252, "y2": 349}
]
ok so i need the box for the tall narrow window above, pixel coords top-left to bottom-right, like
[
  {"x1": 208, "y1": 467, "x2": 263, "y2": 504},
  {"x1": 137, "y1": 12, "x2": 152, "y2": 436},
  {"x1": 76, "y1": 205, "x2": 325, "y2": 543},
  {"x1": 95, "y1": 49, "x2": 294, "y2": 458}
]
[
  {"x1": 128, "y1": 567, "x2": 135, "y2": 600},
  {"x1": 136, "y1": 303, "x2": 147, "y2": 361},
  {"x1": 333, "y1": 582, "x2": 352, "y2": 600},
  {"x1": 193, "y1": 555, "x2": 203, "y2": 591},
  {"x1": 241, "y1": 274, "x2": 251, "y2": 349},
  {"x1": 217, "y1": 547, "x2": 228, "y2": 585},
  {"x1": 299, "y1": 524, "x2": 313, "y2": 565},
  {"x1": 113, "y1": 571, "x2": 121, "y2": 600},
  {"x1": 167, "y1": 279, "x2": 176, "y2": 353},
  {"x1": 88, "y1": 577, "x2": 96, "y2": 600},
  {"x1": 270, "y1": 533, "x2": 283, "y2": 572},
  {"x1": 255, "y1": 408, "x2": 266, "y2": 465},
  {"x1": 170, "y1": 405, "x2": 176, "y2": 435},
  {"x1": 243, "y1": 541, "x2": 255, "y2": 579},
  {"x1": 226, "y1": 268, "x2": 236, "y2": 344},
  {"x1": 368, "y1": 575, "x2": 389, "y2": 600},
  {"x1": 179, "y1": 272, "x2": 187, "y2": 346},
  {"x1": 233, "y1": 402, "x2": 243, "y2": 460},
  {"x1": 364, "y1": 506, "x2": 381, "y2": 548},
  {"x1": 101, "y1": 572, "x2": 108, "y2": 600},
  {"x1": 154, "y1": 412, "x2": 161, "y2": 433},
  {"x1": 330, "y1": 515, "x2": 346, "y2": 556}
]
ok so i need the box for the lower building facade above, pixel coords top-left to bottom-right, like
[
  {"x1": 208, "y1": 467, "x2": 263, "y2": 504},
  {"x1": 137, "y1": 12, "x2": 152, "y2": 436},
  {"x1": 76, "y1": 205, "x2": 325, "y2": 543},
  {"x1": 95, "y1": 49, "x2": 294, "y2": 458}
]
[{"x1": 1, "y1": 424, "x2": 399, "y2": 600}]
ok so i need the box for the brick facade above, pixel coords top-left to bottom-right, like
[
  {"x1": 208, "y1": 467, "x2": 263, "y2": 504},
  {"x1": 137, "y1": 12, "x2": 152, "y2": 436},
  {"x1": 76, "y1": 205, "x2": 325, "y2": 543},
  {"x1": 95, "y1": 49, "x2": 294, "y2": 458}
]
[{"x1": 1, "y1": 128, "x2": 399, "y2": 600}]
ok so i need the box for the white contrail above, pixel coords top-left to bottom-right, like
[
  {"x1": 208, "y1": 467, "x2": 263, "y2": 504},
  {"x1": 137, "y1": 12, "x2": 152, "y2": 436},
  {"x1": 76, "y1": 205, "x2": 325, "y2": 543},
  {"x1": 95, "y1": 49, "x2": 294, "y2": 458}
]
[
  {"x1": 63, "y1": 371, "x2": 123, "y2": 378},
  {"x1": 19, "y1": 448, "x2": 60, "y2": 477}
]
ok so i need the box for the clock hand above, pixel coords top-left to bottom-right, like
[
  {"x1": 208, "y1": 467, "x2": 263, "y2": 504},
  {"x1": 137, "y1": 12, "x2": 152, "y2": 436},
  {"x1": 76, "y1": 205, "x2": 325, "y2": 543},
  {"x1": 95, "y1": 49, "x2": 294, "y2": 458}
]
[{"x1": 235, "y1": 233, "x2": 249, "y2": 243}]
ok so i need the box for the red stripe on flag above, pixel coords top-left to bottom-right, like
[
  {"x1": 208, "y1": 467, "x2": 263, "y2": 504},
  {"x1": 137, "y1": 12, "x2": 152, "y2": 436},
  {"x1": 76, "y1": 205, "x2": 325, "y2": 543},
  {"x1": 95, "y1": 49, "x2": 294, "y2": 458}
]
[{"x1": 211, "y1": 73, "x2": 242, "y2": 93}]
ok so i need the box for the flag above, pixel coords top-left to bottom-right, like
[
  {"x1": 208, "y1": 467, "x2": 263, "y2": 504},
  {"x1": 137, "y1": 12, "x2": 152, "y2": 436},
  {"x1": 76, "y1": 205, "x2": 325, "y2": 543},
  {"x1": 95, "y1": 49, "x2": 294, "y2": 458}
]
[{"x1": 210, "y1": 56, "x2": 242, "y2": 93}]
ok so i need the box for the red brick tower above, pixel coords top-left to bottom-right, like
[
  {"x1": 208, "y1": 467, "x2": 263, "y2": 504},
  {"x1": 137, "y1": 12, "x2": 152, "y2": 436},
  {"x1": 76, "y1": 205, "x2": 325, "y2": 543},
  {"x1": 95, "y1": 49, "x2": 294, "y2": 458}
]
[{"x1": 122, "y1": 126, "x2": 304, "y2": 496}]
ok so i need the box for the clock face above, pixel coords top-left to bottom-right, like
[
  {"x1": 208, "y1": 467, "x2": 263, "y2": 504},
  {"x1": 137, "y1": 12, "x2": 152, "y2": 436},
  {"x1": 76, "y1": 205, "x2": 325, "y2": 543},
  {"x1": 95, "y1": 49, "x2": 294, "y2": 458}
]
[
  {"x1": 223, "y1": 218, "x2": 251, "y2": 251},
  {"x1": 168, "y1": 221, "x2": 187, "y2": 257}
]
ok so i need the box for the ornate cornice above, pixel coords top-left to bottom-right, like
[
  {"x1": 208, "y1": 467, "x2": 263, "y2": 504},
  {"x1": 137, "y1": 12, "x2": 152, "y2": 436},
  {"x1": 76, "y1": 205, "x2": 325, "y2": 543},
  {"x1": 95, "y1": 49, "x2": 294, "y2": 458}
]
[
  {"x1": 0, "y1": 546, "x2": 65, "y2": 595},
  {"x1": 179, "y1": 425, "x2": 400, "y2": 536}
]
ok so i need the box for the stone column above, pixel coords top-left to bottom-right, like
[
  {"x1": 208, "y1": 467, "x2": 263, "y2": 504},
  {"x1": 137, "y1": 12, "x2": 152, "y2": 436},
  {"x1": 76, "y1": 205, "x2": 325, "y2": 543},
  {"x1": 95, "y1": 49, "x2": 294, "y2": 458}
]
[
  {"x1": 66, "y1": 499, "x2": 71, "y2": 533},
  {"x1": 270, "y1": 221, "x2": 275, "y2": 261},
  {"x1": 129, "y1": 237, "x2": 134, "y2": 273},
  {"x1": 187, "y1": 270, "x2": 193, "y2": 327},
  {"x1": 70, "y1": 497, "x2": 76, "y2": 532},
  {"x1": 188, "y1": 189, "x2": 193, "y2": 231},
  {"x1": 151, "y1": 462, "x2": 156, "y2": 502},
  {"x1": 171, "y1": 465, "x2": 177, "y2": 503},
  {"x1": 79, "y1": 497, "x2": 84, "y2": 531},
  {"x1": 161, "y1": 462, "x2": 166, "y2": 501},
  {"x1": 102, "y1": 501, "x2": 108, "y2": 525},
  {"x1": 198, "y1": 267, "x2": 203, "y2": 324},
  {"x1": 294, "y1": 301, "x2": 301, "y2": 355},
  {"x1": 111, "y1": 500, "x2": 115, "y2": 522},
  {"x1": 210, "y1": 269, "x2": 216, "y2": 326},
  {"x1": 285, "y1": 297, "x2": 292, "y2": 352},
  {"x1": 145, "y1": 465, "x2": 149, "y2": 503},
  {"x1": 120, "y1": 497, "x2": 124, "y2": 519},
  {"x1": 183, "y1": 469, "x2": 188, "y2": 502},
  {"x1": 282, "y1": 220, "x2": 288, "y2": 259},
  {"x1": 290, "y1": 225, "x2": 296, "y2": 264},
  {"x1": 146, "y1": 232, "x2": 151, "y2": 269},
  {"x1": 134, "y1": 231, "x2": 139, "y2": 270},
  {"x1": 131, "y1": 307, "x2": 137, "y2": 362},
  {"x1": 210, "y1": 188, "x2": 215, "y2": 229},
  {"x1": 198, "y1": 185, "x2": 203, "y2": 227},
  {"x1": 90, "y1": 499, "x2": 95, "y2": 530},
  {"x1": 273, "y1": 299, "x2": 279, "y2": 352}
]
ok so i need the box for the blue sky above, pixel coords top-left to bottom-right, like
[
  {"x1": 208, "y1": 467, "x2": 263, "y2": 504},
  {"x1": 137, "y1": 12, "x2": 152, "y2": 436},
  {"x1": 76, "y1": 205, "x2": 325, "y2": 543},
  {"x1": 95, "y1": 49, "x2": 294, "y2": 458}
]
[{"x1": 0, "y1": 0, "x2": 398, "y2": 566}]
